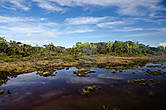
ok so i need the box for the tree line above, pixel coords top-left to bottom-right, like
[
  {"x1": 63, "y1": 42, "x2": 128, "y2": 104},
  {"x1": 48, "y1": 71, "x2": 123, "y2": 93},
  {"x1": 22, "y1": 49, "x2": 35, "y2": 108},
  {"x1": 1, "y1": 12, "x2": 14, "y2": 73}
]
[{"x1": 0, "y1": 37, "x2": 166, "y2": 58}]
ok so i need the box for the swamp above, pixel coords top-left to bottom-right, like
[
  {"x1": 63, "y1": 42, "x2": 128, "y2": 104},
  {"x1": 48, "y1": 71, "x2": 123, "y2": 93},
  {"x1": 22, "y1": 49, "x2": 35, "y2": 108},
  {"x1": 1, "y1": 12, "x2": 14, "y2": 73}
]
[
  {"x1": 0, "y1": 36, "x2": 166, "y2": 110},
  {"x1": 0, "y1": 55, "x2": 166, "y2": 110}
]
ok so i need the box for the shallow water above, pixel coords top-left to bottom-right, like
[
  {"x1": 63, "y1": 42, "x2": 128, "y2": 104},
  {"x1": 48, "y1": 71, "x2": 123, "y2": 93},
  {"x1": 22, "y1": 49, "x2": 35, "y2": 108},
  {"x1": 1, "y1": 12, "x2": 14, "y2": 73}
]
[{"x1": 0, "y1": 62, "x2": 166, "y2": 110}]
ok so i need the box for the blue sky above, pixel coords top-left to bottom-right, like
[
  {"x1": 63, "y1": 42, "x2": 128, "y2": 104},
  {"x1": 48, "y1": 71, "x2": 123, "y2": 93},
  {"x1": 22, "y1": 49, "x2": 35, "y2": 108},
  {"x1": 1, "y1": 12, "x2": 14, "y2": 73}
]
[{"x1": 0, "y1": 0, "x2": 166, "y2": 47}]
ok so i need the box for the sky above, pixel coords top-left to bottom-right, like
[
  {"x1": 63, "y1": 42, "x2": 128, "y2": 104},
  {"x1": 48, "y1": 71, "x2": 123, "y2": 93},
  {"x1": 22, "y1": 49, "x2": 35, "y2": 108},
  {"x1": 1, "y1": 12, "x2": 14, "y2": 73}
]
[{"x1": 0, "y1": 0, "x2": 166, "y2": 47}]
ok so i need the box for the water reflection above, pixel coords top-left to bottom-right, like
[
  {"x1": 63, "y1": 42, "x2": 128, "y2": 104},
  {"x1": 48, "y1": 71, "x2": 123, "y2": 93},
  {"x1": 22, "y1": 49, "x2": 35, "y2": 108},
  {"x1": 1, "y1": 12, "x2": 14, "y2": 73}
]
[
  {"x1": 0, "y1": 71, "x2": 17, "y2": 86},
  {"x1": 0, "y1": 62, "x2": 166, "y2": 110},
  {"x1": 0, "y1": 63, "x2": 166, "y2": 87}
]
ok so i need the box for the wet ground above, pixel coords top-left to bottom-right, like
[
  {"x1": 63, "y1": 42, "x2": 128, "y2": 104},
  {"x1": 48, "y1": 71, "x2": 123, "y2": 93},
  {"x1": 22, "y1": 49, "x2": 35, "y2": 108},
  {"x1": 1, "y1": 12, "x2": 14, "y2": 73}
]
[{"x1": 0, "y1": 62, "x2": 166, "y2": 110}]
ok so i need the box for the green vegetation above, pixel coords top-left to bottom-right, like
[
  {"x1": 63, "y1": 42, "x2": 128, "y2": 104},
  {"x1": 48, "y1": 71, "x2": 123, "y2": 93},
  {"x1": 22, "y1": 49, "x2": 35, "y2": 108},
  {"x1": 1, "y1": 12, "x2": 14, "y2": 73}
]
[
  {"x1": 0, "y1": 37, "x2": 166, "y2": 86},
  {"x1": 128, "y1": 79, "x2": 161, "y2": 86},
  {"x1": 0, "y1": 37, "x2": 166, "y2": 59},
  {"x1": 81, "y1": 85, "x2": 100, "y2": 95},
  {"x1": 71, "y1": 41, "x2": 166, "y2": 56}
]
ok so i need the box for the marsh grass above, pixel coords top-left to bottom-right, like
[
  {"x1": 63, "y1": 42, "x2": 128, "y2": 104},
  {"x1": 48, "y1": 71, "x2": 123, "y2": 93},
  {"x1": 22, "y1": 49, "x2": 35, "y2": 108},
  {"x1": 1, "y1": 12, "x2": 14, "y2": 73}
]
[{"x1": 0, "y1": 55, "x2": 165, "y2": 75}]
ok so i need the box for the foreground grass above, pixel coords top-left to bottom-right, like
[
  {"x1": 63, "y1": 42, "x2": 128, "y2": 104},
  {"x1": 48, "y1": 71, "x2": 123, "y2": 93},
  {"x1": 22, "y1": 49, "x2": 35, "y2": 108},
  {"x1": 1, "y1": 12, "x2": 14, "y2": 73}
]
[{"x1": 0, "y1": 55, "x2": 166, "y2": 74}]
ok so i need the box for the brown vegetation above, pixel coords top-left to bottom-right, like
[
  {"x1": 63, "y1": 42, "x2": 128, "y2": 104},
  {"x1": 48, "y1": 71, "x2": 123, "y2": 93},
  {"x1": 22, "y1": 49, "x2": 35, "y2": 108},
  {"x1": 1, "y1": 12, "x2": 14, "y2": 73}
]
[{"x1": 0, "y1": 55, "x2": 166, "y2": 75}]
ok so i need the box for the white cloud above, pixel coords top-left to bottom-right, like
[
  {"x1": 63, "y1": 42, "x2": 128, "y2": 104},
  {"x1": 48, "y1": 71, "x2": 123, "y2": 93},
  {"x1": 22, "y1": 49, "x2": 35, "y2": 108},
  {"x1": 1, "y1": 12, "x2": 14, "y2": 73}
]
[
  {"x1": 111, "y1": 27, "x2": 166, "y2": 32},
  {"x1": 35, "y1": 0, "x2": 166, "y2": 16},
  {"x1": 43, "y1": 32, "x2": 58, "y2": 38},
  {"x1": 0, "y1": 15, "x2": 97, "y2": 42},
  {"x1": 144, "y1": 28, "x2": 166, "y2": 32},
  {"x1": 112, "y1": 27, "x2": 144, "y2": 32},
  {"x1": 0, "y1": 16, "x2": 35, "y2": 23},
  {"x1": 0, "y1": 16, "x2": 60, "y2": 40},
  {"x1": 159, "y1": 42, "x2": 166, "y2": 47},
  {"x1": 65, "y1": 16, "x2": 109, "y2": 25},
  {"x1": 18, "y1": 40, "x2": 49, "y2": 46},
  {"x1": 32, "y1": 0, "x2": 63, "y2": 11},
  {"x1": 1, "y1": 0, "x2": 164, "y2": 16},
  {"x1": 126, "y1": 32, "x2": 155, "y2": 37},
  {"x1": 65, "y1": 28, "x2": 94, "y2": 34},
  {"x1": 1, "y1": 0, "x2": 30, "y2": 11},
  {"x1": 97, "y1": 21, "x2": 125, "y2": 28}
]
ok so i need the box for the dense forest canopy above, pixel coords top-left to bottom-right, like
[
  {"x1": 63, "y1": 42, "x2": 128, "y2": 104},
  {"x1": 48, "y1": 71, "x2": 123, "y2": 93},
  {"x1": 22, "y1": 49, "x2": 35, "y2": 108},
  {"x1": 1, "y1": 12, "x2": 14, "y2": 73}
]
[{"x1": 0, "y1": 37, "x2": 166, "y2": 58}]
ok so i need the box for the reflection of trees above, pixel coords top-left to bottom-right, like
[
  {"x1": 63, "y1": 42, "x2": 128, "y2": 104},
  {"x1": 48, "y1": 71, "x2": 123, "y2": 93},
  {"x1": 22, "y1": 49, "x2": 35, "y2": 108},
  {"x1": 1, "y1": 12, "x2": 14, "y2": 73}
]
[{"x1": 0, "y1": 71, "x2": 18, "y2": 86}]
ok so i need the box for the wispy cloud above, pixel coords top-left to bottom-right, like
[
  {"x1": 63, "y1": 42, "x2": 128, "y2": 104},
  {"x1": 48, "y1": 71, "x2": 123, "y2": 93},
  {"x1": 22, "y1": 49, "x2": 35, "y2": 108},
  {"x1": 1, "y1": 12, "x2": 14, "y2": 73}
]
[
  {"x1": 110, "y1": 27, "x2": 166, "y2": 32},
  {"x1": 0, "y1": 16, "x2": 36, "y2": 23},
  {"x1": 1, "y1": 0, "x2": 30, "y2": 11},
  {"x1": 65, "y1": 16, "x2": 110, "y2": 25},
  {"x1": 0, "y1": 15, "x2": 98, "y2": 42},
  {"x1": 63, "y1": 27, "x2": 95, "y2": 34},
  {"x1": 112, "y1": 27, "x2": 144, "y2": 32},
  {"x1": 0, "y1": 16, "x2": 59, "y2": 39},
  {"x1": 44, "y1": 0, "x2": 165, "y2": 15},
  {"x1": 32, "y1": 0, "x2": 63, "y2": 12},
  {"x1": 1, "y1": 0, "x2": 165, "y2": 16},
  {"x1": 97, "y1": 21, "x2": 125, "y2": 28}
]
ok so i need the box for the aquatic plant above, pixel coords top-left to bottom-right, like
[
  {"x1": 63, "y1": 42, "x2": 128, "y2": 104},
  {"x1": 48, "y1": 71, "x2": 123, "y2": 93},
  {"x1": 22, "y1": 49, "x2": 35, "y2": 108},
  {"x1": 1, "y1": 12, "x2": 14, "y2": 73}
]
[
  {"x1": 81, "y1": 85, "x2": 100, "y2": 95},
  {"x1": 76, "y1": 73, "x2": 89, "y2": 77},
  {"x1": 37, "y1": 69, "x2": 56, "y2": 77},
  {"x1": 0, "y1": 90, "x2": 4, "y2": 95},
  {"x1": 128, "y1": 79, "x2": 161, "y2": 87},
  {"x1": 112, "y1": 70, "x2": 117, "y2": 74},
  {"x1": 146, "y1": 69, "x2": 165, "y2": 75},
  {"x1": 73, "y1": 69, "x2": 96, "y2": 77}
]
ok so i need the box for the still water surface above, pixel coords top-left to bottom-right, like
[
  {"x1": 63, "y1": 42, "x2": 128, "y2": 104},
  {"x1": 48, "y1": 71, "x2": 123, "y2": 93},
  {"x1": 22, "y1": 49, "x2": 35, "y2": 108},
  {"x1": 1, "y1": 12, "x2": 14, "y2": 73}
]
[{"x1": 0, "y1": 62, "x2": 166, "y2": 110}]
